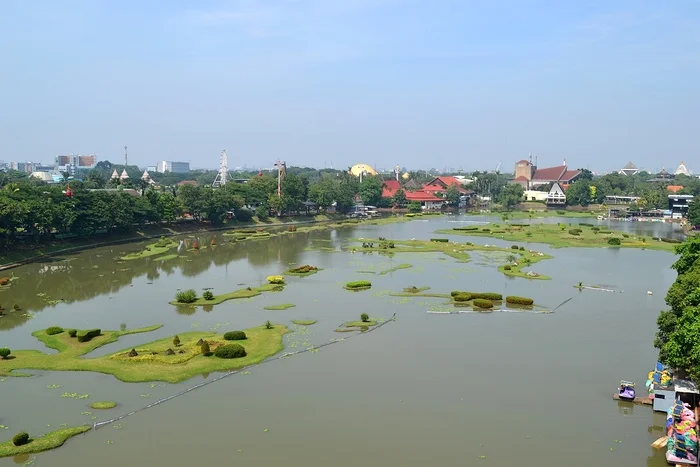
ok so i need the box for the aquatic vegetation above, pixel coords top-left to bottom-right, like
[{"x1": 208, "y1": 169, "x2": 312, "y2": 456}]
[
  {"x1": 0, "y1": 426, "x2": 90, "y2": 458},
  {"x1": 121, "y1": 238, "x2": 178, "y2": 260},
  {"x1": 344, "y1": 280, "x2": 372, "y2": 291},
  {"x1": 202, "y1": 291, "x2": 215, "y2": 301},
  {"x1": 90, "y1": 401, "x2": 117, "y2": 410},
  {"x1": 175, "y1": 289, "x2": 198, "y2": 303},
  {"x1": 378, "y1": 263, "x2": 412, "y2": 275},
  {"x1": 264, "y1": 303, "x2": 296, "y2": 310},
  {"x1": 403, "y1": 286, "x2": 430, "y2": 293},
  {"x1": 214, "y1": 344, "x2": 247, "y2": 359},
  {"x1": 284, "y1": 265, "x2": 321, "y2": 276},
  {"x1": 267, "y1": 275, "x2": 285, "y2": 284},
  {"x1": 223, "y1": 331, "x2": 247, "y2": 341},
  {"x1": 155, "y1": 254, "x2": 180, "y2": 262},
  {"x1": 472, "y1": 299, "x2": 494, "y2": 309},
  {"x1": 169, "y1": 284, "x2": 282, "y2": 307},
  {"x1": 506, "y1": 296, "x2": 534, "y2": 306},
  {"x1": 343, "y1": 319, "x2": 378, "y2": 329},
  {"x1": 291, "y1": 320, "x2": 317, "y2": 326},
  {"x1": 45, "y1": 326, "x2": 64, "y2": 336}
]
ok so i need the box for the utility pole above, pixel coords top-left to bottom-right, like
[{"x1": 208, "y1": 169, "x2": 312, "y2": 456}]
[{"x1": 124, "y1": 146, "x2": 128, "y2": 167}]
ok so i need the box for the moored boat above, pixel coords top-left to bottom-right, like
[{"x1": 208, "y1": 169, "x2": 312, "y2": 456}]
[{"x1": 619, "y1": 380, "x2": 636, "y2": 401}]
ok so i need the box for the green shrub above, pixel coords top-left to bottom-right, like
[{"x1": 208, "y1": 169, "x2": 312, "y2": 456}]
[
  {"x1": 200, "y1": 340, "x2": 211, "y2": 355},
  {"x1": 492, "y1": 230, "x2": 505, "y2": 234},
  {"x1": 360, "y1": 313, "x2": 370, "y2": 322},
  {"x1": 481, "y1": 228, "x2": 491, "y2": 232},
  {"x1": 202, "y1": 291, "x2": 215, "y2": 301},
  {"x1": 472, "y1": 299, "x2": 494, "y2": 309},
  {"x1": 68, "y1": 329, "x2": 77, "y2": 338},
  {"x1": 661, "y1": 238, "x2": 682, "y2": 244},
  {"x1": 450, "y1": 291, "x2": 464, "y2": 297},
  {"x1": 568, "y1": 229, "x2": 580, "y2": 236},
  {"x1": 214, "y1": 343, "x2": 246, "y2": 359},
  {"x1": 288, "y1": 225, "x2": 297, "y2": 231},
  {"x1": 622, "y1": 233, "x2": 629, "y2": 238},
  {"x1": 289, "y1": 265, "x2": 318, "y2": 274},
  {"x1": 580, "y1": 223, "x2": 593, "y2": 227},
  {"x1": 255, "y1": 205, "x2": 269, "y2": 220},
  {"x1": 600, "y1": 230, "x2": 611, "y2": 234},
  {"x1": 506, "y1": 296, "x2": 534, "y2": 305},
  {"x1": 469, "y1": 292, "x2": 502, "y2": 301},
  {"x1": 453, "y1": 293, "x2": 472, "y2": 302},
  {"x1": 652, "y1": 236, "x2": 660, "y2": 241},
  {"x1": 504, "y1": 265, "x2": 511, "y2": 270},
  {"x1": 235, "y1": 208, "x2": 254, "y2": 222},
  {"x1": 453, "y1": 226, "x2": 478, "y2": 231},
  {"x1": 0, "y1": 348, "x2": 10, "y2": 359},
  {"x1": 77, "y1": 329, "x2": 101, "y2": 342},
  {"x1": 511, "y1": 245, "x2": 519, "y2": 249},
  {"x1": 591, "y1": 226, "x2": 600, "y2": 231},
  {"x1": 264, "y1": 320, "x2": 273, "y2": 329},
  {"x1": 155, "y1": 236, "x2": 171, "y2": 248},
  {"x1": 345, "y1": 281, "x2": 372, "y2": 289},
  {"x1": 12, "y1": 432, "x2": 29, "y2": 446},
  {"x1": 175, "y1": 289, "x2": 198, "y2": 303},
  {"x1": 46, "y1": 326, "x2": 64, "y2": 336},
  {"x1": 224, "y1": 331, "x2": 247, "y2": 341},
  {"x1": 607, "y1": 237, "x2": 621, "y2": 246},
  {"x1": 519, "y1": 246, "x2": 525, "y2": 251},
  {"x1": 430, "y1": 238, "x2": 448, "y2": 243},
  {"x1": 173, "y1": 335, "x2": 180, "y2": 346}
]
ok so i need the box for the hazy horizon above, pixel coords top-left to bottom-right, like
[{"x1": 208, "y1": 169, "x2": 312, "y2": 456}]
[{"x1": 1, "y1": 1, "x2": 698, "y2": 172}]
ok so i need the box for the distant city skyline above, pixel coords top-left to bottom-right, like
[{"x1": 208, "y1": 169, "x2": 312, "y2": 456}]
[{"x1": 1, "y1": 1, "x2": 697, "y2": 171}]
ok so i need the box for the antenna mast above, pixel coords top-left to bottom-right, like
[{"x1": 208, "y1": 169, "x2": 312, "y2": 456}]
[
  {"x1": 124, "y1": 146, "x2": 128, "y2": 167},
  {"x1": 212, "y1": 150, "x2": 231, "y2": 187},
  {"x1": 274, "y1": 160, "x2": 286, "y2": 197}
]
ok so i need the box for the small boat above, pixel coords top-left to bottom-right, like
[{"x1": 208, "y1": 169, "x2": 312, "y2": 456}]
[{"x1": 618, "y1": 380, "x2": 636, "y2": 401}]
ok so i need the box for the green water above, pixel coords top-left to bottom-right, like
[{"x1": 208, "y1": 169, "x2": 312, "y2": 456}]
[{"x1": 0, "y1": 216, "x2": 680, "y2": 466}]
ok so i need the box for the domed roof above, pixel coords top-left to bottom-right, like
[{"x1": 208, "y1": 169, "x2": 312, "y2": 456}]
[
  {"x1": 401, "y1": 172, "x2": 410, "y2": 180},
  {"x1": 30, "y1": 171, "x2": 54, "y2": 182},
  {"x1": 349, "y1": 164, "x2": 377, "y2": 177}
]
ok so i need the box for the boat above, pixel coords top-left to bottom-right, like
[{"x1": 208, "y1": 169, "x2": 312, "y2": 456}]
[
  {"x1": 666, "y1": 399, "x2": 699, "y2": 465},
  {"x1": 619, "y1": 380, "x2": 636, "y2": 401}
]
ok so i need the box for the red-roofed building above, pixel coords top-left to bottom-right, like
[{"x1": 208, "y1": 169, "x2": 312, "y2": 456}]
[
  {"x1": 667, "y1": 185, "x2": 684, "y2": 194},
  {"x1": 421, "y1": 176, "x2": 469, "y2": 196},
  {"x1": 381, "y1": 180, "x2": 443, "y2": 209},
  {"x1": 382, "y1": 179, "x2": 401, "y2": 198},
  {"x1": 512, "y1": 159, "x2": 581, "y2": 189}
]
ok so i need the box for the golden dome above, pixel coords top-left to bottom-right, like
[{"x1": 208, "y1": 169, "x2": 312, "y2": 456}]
[
  {"x1": 401, "y1": 172, "x2": 410, "y2": 180},
  {"x1": 349, "y1": 164, "x2": 377, "y2": 177}
]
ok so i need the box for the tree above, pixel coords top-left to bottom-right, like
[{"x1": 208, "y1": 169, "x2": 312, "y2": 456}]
[
  {"x1": 281, "y1": 173, "x2": 308, "y2": 212},
  {"x1": 358, "y1": 175, "x2": 383, "y2": 206},
  {"x1": 308, "y1": 178, "x2": 336, "y2": 210},
  {"x1": 360, "y1": 313, "x2": 370, "y2": 322},
  {"x1": 408, "y1": 201, "x2": 422, "y2": 213},
  {"x1": 498, "y1": 184, "x2": 524, "y2": 209},
  {"x1": 577, "y1": 168, "x2": 593, "y2": 181},
  {"x1": 177, "y1": 185, "x2": 207, "y2": 220},
  {"x1": 392, "y1": 189, "x2": 407, "y2": 207},
  {"x1": 156, "y1": 193, "x2": 182, "y2": 224},
  {"x1": 445, "y1": 184, "x2": 461, "y2": 206},
  {"x1": 173, "y1": 335, "x2": 180, "y2": 346},
  {"x1": 565, "y1": 180, "x2": 591, "y2": 206},
  {"x1": 0, "y1": 348, "x2": 10, "y2": 359},
  {"x1": 200, "y1": 340, "x2": 211, "y2": 355}
]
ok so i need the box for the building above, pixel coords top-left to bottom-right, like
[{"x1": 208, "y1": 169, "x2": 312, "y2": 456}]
[
  {"x1": 146, "y1": 165, "x2": 157, "y2": 172},
  {"x1": 546, "y1": 182, "x2": 567, "y2": 206},
  {"x1": 11, "y1": 161, "x2": 48, "y2": 173},
  {"x1": 421, "y1": 176, "x2": 471, "y2": 196},
  {"x1": 380, "y1": 179, "x2": 443, "y2": 209},
  {"x1": 667, "y1": 185, "x2": 684, "y2": 194},
  {"x1": 668, "y1": 194, "x2": 694, "y2": 219},
  {"x1": 619, "y1": 162, "x2": 639, "y2": 176},
  {"x1": 512, "y1": 158, "x2": 581, "y2": 189},
  {"x1": 522, "y1": 190, "x2": 548, "y2": 202},
  {"x1": 675, "y1": 161, "x2": 690, "y2": 176},
  {"x1": 55, "y1": 154, "x2": 97, "y2": 175},
  {"x1": 157, "y1": 161, "x2": 190, "y2": 174},
  {"x1": 349, "y1": 163, "x2": 378, "y2": 178},
  {"x1": 649, "y1": 168, "x2": 674, "y2": 182}
]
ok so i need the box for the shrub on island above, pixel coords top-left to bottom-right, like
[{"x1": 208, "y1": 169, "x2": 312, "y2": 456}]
[
  {"x1": 289, "y1": 265, "x2": 318, "y2": 274},
  {"x1": 12, "y1": 432, "x2": 29, "y2": 447},
  {"x1": 46, "y1": 326, "x2": 64, "y2": 336},
  {"x1": 77, "y1": 329, "x2": 101, "y2": 343},
  {"x1": 504, "y1": 265, "x2": 512, "y2": 270},
  {"x1": 607, "y1": 237, "x2": 621, "y2": 246},
  {"x1": 175, "y1": 289, "x2": 198, "y2": 303},
  {"x1": 68, "y1": 329, "x2": 77, "y2": 338},
  {"x1": 430, "y1": 238, "x2": 449, "y2": 243},
  {"x1": 472, "y1": 299, "x2": 494, "y2": 309},
  {"x1": 0, "y1": 277, "x2": 9, "y2": 286},
  {"x1": 214, "y1": 344, "x2": 247, "y2": 359},
  {"x1": 661, "y1": 238, "x2": 682, "y2": 244},
  {"x1": 267, "y1": 275, "x2": 285, "y2": 284},
  {"x1": 470, "y1": 292, "x2": 502, "y2": 301},
  {"x1": 0, "y1": 348, "x2": 10, "y2": 359},
  {"x1": 506, "y1": 296, "x2": 534, "y2": 306},
  {"x1": 453, "y1": 226, "x2": 478, "y2": 231},
  {"x1": 202, "y1": 291, "x2": 215, "y2": 301},
  {"x1": 591, "y1": 227, "x2": 600, "y2": 231},
  {"x1": 345, "y1": 281, "x2": 372, "y2": 290},
  {"x1": 511, "y1": 245, "x2": 519, "y2": 249},
  {"x1": 568, "y1": 229, "x2": 581, "y2": 236},
  {"x1": 453, "y1": 293, "x2": 472, "y2": 302},
  {"x1": 224, "y1": 331, "x2": 247, "y2": 341}
]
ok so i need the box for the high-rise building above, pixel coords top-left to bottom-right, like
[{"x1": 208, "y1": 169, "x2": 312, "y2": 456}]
[
  {"x1": 157, "y1": 161, "x2": 190, "y2": 174},
  {"x1": 55, "y1": 154, "x2": 97, "y2": 175}
]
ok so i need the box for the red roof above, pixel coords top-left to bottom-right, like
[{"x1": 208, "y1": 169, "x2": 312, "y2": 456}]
[
  {"x1": 405, "y1": 190, "x2": 442, "y2": 202},
  {"x1": 513, "y1": 175, "x2": 529, "y2": 182},
  {"x1": 381, "y1": 180, "x2": 401, "y2": 198},
  {"x1": 532, "y1": 166, "x2": 567, "y2": 181},
  {"x1": 422, "y1": 176, "x2": 467, "y2": 193},
  {"x1": 561, "y1": 170, "x2": 581, "y2": 182},
  {"x1": 668, "y1": 185, "x2": 684, "y2": 193}
]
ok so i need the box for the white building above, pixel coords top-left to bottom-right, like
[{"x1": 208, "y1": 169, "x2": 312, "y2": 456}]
[
  {"x1": 675, "y1": 161, "x2": 690, "y2": 176},
  {"x1": 55, "y1": 154, "x2": 97, "y2": 175},
  {"x1": 546, "y1": 182, "x2": 567, "y2": 206},
  {"x1": 157, "y1": 161, "x2": 190, "y2": 174},
  {"x1": 522, "y1": 190, "x2": 548, "y2": 202}
]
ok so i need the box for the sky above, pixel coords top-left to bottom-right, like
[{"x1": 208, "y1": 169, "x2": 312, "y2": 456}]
[{"x1": 0, "y1": 0, "x2": 698, "y2": 173}]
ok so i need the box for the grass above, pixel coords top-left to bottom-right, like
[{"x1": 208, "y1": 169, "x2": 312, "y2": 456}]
[
  {"x1": 498, "y1": 209, "x2": 599, "y2": 219},
  {"x1": 292, "y1": 319, "x2": 317, "y2": 326},
  {"x1": 154, "y1": 253, "x2": 180, "y2": 261},
  {"x1": 378, "y1": 263, "x2": 412, "y2": 275},
  {"x1": 0, "y1": 426, "x2": 91, "y2": 458},
  {"x1": 0, "y1": 324, "x2": 288, "y2": 383},
  {"x1": 264, "y1": 303, "x2": 296, "y2": 310},
  {"x1": 121, "y1": 240, "x2": 179, "y2": 260},
  {"x1": 169, "y1": 283, "x2": 283, "y2": 306},
  {"x1": 90, "y1": 401, "x2": 117, "y2": 409},
  {"x1": 344, "y1": 320, "x2": 377, "y2": 328},
  {"x1": 284, "y1": 266, "x2": 323, "y2": 277},
  {"x1": 436, "y1": 223, "x2": 677, "y2": 251}
]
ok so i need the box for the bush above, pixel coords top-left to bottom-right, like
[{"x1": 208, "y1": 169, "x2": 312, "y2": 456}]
[
  {"x1": 469, "y1": 292, "x2": 502, "y2": 301},
  {"x1": 264, "y1": 320, "x2": 273, "y2": 329},
  {"x1": 200, "y1": 340, "x2": 211, "y2": 355},
  {"x1": 511, "y1": 245, "x2": 519, "y2": 249},
  {"x1": 453, "y1": 293, "x2": 472, "y2": 302},
  {"x1": 408, "y1": 202, "x2": 422, "y2": 213},
  {"x1": 450, "y1": 291, "x2": 464, "y2": 297},
  {"x1": 0, "y1": 277, "x2": 9, "y2": 286},
  {"x1": 202, "y1": 291, "x2": 215, "y2": 301},
  {"x1": 236, "y1": 208, "x2": 254, "y2": 222},
  {"x1": 472, "y1": 299, "x2": 494, "y2": 309},
  {"x1": 568, "y1": 229, "x2": 581, "y2": 236},
  {"x1": 454, "y1": 226, "x2": 478, "y2": 231},
  {"x1": 46, "y1": 326, "x2": 64, "y2": 336},
  {"x1": 506, "y1": 296, "x2": 534, "y2": 305},
  {"x1": 68, "y1": 329, "x2": 77, "y2": 338},
  {"x1": 289, "y1": 265, "x2": 318, "y2": 273},
  {"x1": 345, "y1": 280, "x2": 371, "y2": 289},
  {"x1": 215, "y1": 343, "x2": 247, "y2": 359},
  {"x1": 607, "y1": 237, "x2": 621, "y2": 246},
  {"x1": 591, "y1": 227, "x2": 600, "y2": 231},
  {"x1": 0, "y1": 348, "x2": 10, "y2": 359},
  {"x1": 77, "y1": 329, "x2": 101, "y2": 342},
  {"x1": 580, "y1": 223, "x2": 593, "y2": 227},
  {"x1": 175, "y1": 289, "x2": 198, "y2": 303},
  {"x1": 504, "y1": 265, "x2": 512, "y2": 270},
  {"x1": 622, "y1": 233, "x2": 629, "y2": 238},
  {"x1": 360, "y1": 313, "x2": 370, "y2": 322},
  {"x1": 224, "y1": 331, "x2": 247, "y2": 341},
  {"x1": 173, "y1": 335, "x2": 180, "y2": 346},
  {"x1": 288, "y1": 225, "x2": 297, "y2": 232},
  {"x1": 481, "y1": 228, "x2": 491, "y2": 232},
  {"x1": 519, "y1": 246, "x2": 525, "y2": 251},
  {"x1": 155, "y1": 236, "x2": 171, "y2": 248},
  {"x1": 255, "y1": 205, "x2": 269, "y2": 220},
  {"x1": 430, "y1": 238, "x2": 448, "y2": 243},
  {"x1": 267, "y1": 275, "x2": 285, "y2": 284},
  {"x1": 661, "y1": 238, "x2": 682, "y2": 244},
  {"x1": 492, "y1": 230, "x2": 505, "y2": 234},
  {"x1": 12, "y1": 432, "x2": 29, "y2": 446},
  {"x1": 600, "y1": 230, "x2": 611, "y2": 234}
]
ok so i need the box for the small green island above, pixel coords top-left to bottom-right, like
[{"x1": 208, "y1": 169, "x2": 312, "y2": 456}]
[
  {"x1": 0, "y1": 426, "x2": 91, "y2": 458},
  {"x1": 291, "y1": 319, "x2": 317, "y2": 326},
  {"x1": 0, "y1": 324, "x2": 288, "y2": 383},
  {"x1": 335, "y1": 313, "x2": 377, "y2": 332},
  {"x1": 170, "y1": 283, "x2": 283, "y2": 306},
  {"x1": 284, "y1": 265, "x2": 322, "y2": 276},
  {"x1": 436, "y1": 223, "x2": 679, "y2": 251},
  {"x1": 121, "y1": 237, "x2": 179, "y2": 260},
  {"x1": 344, "y1": 280, "x2": 372, "y2": 291},
  {"x1": 264, "y1": 303, "x2": 296, "y2": 310},
  {"x1": 90, "y1": 401, "x2": 117, "y2": 410}
]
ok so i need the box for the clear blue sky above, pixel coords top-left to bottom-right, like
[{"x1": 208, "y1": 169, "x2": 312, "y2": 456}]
[{"x1": 1, "y1": 0, "x2": 698, "y2": 173}]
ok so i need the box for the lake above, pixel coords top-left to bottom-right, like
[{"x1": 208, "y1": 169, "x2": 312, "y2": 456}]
[{"x1": 0, "y1": 215, "x2": 679, "y2": 466}]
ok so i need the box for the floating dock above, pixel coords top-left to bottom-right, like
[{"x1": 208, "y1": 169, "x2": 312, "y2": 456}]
[
  {"x1": 612, "y1": 394, "x2": 653, "y2": 406},
  {"x1": 651, "y1": 436, "x2": 668, "y2": 450}
]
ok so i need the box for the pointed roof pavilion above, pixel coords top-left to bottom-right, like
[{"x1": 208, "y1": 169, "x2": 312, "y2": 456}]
[
  {"x1": 619, "y1": 161, "x2": 639, "y2": 176},
  {"x1": 110, "y1": 169, "x2": 119, "y2": 179},
  {"x1": 675, "y1": 161, "x2": 690, "y2": 176},
  {"x1": 119, "y1": 169, "x2": 129, "y2": 180}
]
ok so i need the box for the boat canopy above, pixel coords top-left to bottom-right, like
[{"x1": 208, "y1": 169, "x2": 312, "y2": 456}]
[{"x1": 620, "y1": 380, "x2": 635, "y2": 387}]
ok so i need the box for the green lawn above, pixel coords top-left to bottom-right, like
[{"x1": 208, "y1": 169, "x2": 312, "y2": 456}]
[
  {"x1": 0, "y1": 426, "x2": 91, "y2": 458},
  {"x1": 436, "y1": 223, "x2": 677, "y2": 251},
  {"x1": 291, "y1": 319, "x2": 317, "y2": 326},
  {"x1": 0, "y1": 324, "x2": 288, "y2": 383},
  {"x1": 264, "y1": 303, "x2": 296, "y2": 310},
  {"x1": 121, "y1": 240, "x2": 179, "y2": 260},
  {"x1": 170, "y1": 283, "x2": 283, "y2": 306}
]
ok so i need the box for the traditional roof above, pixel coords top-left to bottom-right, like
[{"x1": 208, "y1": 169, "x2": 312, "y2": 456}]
[
  {"x1": 405, "y1": 190, "x2": 442, "y2": 202},
  {"x1": 422, "y1": 176, "x2": 467, "y2": 193},
  {"x1": 658, "y1": 167, "x2": 671, "y2": 176},
  {"x1": 381, "y1": 180, "x2": 402, "y2": 198},
  {"x1": 667, "y1": 185, "x2": 684, "y2": 193},
  {"x1": 675, "y1": 161, "x2": 690, "y2": 176},
  {"x1": 622, "y1": 161, "x2": 638, "y2": 170},
  {"x1": 404, "y1": 179, "x2": 423, "y2": 191},
  {"x1": 561, "y1": 170, "x2": 581, "y2": 182},
  {"x1": 111, "y1": 169, "x2": 119, "y2": 179},
  {"x1": 532, "y1": 165, "x2": 567, "y2": 181},
  {"x1": 119, "y1": 169, "x2": 129, "y2": 180}
]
